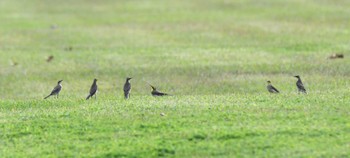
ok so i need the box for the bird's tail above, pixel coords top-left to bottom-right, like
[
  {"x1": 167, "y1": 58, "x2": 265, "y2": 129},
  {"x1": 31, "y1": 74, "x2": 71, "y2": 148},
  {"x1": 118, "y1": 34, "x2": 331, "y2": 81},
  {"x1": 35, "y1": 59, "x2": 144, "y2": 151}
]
[
  {"x1": 44, "y1": 95, "x2": 51, "y2": 99},
  {"x1": 86, "y1": 95, "x2": 91, "y2": 100}
]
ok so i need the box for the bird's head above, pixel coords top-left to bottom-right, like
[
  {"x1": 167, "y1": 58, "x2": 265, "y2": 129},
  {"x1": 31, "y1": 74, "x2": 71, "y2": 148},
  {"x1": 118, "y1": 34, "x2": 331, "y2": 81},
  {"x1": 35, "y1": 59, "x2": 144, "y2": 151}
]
[
  {"x1": 94, "y1": 79, "x2": 98, "y2": 82},
  {"x1": 267, "y1": 80, "x2": 271, "y2": 84},
  {"x1": 58, "y1": 80, "x2": 63, "y2": 84},
  {"x1": 149, "y1": 85, "x2": 156, "y2": 90},
  {"x1": 294, "y1": 75, "x2": 300, "y2": 79},
  {"x1": 126, "y1": 77, "x2": 132, "y2": 81}
]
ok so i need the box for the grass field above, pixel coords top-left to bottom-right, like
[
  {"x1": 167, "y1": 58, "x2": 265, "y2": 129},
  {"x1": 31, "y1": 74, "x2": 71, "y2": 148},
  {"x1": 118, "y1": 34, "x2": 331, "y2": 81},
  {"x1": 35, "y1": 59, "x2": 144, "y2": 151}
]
[{"x1": 1, "y1": 0, "x2": 350, "y2": 157}]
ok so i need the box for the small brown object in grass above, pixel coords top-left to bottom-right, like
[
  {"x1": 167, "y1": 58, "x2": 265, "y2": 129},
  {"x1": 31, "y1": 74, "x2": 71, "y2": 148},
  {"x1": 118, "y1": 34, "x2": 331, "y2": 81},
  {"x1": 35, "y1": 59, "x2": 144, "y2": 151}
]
[
  {"x1": 64, "y1": 46, "x2": 73, "y2": 51},
  {"x1": 328, "y1": 53, "x2": 344, "y2": 59},
  {"x1": 47, "y1": 55, "x2": 54, "y2": 62}
]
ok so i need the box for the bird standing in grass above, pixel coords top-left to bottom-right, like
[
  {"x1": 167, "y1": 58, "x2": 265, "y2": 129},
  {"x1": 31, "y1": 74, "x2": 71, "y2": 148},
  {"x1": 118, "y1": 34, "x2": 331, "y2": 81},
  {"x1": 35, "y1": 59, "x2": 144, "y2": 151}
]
[
  {"x1": 294, "y1": 75, "x2": 307, "y2": 94},
  {"x1": 149, "y1": 84, "x2": 169, "y2": 96},
  {"x1": 86, "y1": 79, "x2": 98, "y2": 100},
  {"x1": 46, "y1": 55, "x2": 54, "y2": 62},
  {"x1": 44, "y1": 80, "x2": 63, "y2": 99},
  {"x1": 10, "y1": 60, "x2": 18, "y2": 66},
  {"x1": 123, "y1": 77, "x2": 132, "y2": 99},
  {"x1": 266, "y1": 80, "x2": 279, "y2": 93}
]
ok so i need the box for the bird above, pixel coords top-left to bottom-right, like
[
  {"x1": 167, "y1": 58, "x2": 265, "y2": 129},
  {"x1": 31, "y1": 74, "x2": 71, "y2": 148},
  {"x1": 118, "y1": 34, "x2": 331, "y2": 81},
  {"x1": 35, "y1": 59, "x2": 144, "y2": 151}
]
[
  {"x1": 44, "y1": 80, "x2": 63, "y2": 99},
  {"x1": 50, "y1": 24, "x2": 58, "y2": 30},
  {"x1": 10, "y1": 60, "x2": 18, "y2": 66},
  {"x1": 149, "y1": 84, "x2": 169, "y2": 96},
  {"x1": 123, "y1": 77, "x2": 132, "y2": 99},
  {"x1": 294, "y1": 75, "x2": 307, "y2": 94},
  {"x1": 266, "y1": 80, "x2": 279, "y2": 93},
  {"x1": 64, "y1": 46, "x2": 73, "y2": 51},
  {"x1": 328, "y1": 53, "x2": 344, "y2": 59},
  {"x1": 86, "y1": 79, "x2": 98, "y2": 100},
  {"x1": 46, "y1": 55, "x2": 54, "y2": 62}
]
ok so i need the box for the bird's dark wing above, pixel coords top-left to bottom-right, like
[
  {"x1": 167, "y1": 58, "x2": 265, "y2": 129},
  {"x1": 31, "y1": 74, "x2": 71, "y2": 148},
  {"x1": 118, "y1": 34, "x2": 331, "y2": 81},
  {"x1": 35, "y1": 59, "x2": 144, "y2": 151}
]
[
  {"x1": 50, "y1": 85, "x2": 61, "y2": 95},
  {"x1": 123, "y1": 83, "x2": 131, "y2": 99},
  {"x1": 270, "y1": 85, "x2": 279, "y2": 93},
  {"x1": 267, "y1": 85, "x2": 279, "y2": 93},
  {"x1": 152, "y1": 90, "x2": 168, "y2": 96},
  {"x1": 297, "y1": 81, "x2": 306, "y2": 92},
  {"x1": 90, "y1": 85, "x2": 97, "y2": 95},
  {"x1": 123, "y1": 83, "x2": 131, "y2": 92}
]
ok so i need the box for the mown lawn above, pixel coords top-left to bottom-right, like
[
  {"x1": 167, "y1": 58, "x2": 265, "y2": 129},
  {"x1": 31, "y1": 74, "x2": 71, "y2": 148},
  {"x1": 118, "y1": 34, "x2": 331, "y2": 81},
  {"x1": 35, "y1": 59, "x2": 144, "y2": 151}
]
[{"x1": 0, "y1": 0, "x2": 350, "y2": 157}]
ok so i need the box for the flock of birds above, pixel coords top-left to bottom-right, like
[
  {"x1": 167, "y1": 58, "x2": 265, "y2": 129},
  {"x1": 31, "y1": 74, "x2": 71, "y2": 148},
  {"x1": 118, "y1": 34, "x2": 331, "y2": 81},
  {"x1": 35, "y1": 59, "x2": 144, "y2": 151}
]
[
  {"x1": 44, "y1": 77, "x2": 169, "y2": 100},
  {"x1": 44, "y1": 75, "x2": 307, "y2": 99},
  {"x1": 13, "y1": 52, "x2": 343, "y2": 99}
]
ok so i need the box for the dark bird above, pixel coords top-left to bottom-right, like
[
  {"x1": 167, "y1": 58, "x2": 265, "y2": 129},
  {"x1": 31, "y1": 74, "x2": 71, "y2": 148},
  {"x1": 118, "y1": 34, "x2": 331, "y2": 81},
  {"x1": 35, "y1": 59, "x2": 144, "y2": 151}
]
[
  {"x1": 46, "y1": 55, "x2": 54, "y2": 62},
  {"x1": 266, "y1": 81, "x2": 279, "y2": 93},
  {"x1": 294, "y1": 75, "x2": 307, "y2": 94},
  {"x1": 149, "y1": 84, "x2": 169, "y2": 96},
  {"x1": 328, "y1": 53, "x2": 344, "y2": 59},
  {"x1": 123, "y1": 77, "x2": 132, "y2": 99},
  {"x1": 64, "y1": 46, "x2": 73, "y2": 51},
  {"x1": 86, "y1": 79, "x2": 98, "y2": 100},
  {"x1": 44, "y1": 80, "x2": 63, "y2": 99}
]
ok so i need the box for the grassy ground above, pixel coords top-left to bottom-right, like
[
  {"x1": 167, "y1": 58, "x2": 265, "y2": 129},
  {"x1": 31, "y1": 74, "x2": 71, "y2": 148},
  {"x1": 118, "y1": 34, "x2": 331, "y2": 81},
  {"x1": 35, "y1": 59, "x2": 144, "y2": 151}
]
[{"x1": 1, "y1": 0, "x2": 350, "y2": 157}]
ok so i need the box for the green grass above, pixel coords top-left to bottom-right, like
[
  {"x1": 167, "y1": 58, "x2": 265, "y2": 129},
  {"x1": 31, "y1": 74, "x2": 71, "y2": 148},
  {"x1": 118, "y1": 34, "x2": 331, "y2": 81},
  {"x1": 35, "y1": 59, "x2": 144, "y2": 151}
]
[{"x1": 1, "y1": 0, "x2": 350, "y2": 157}]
